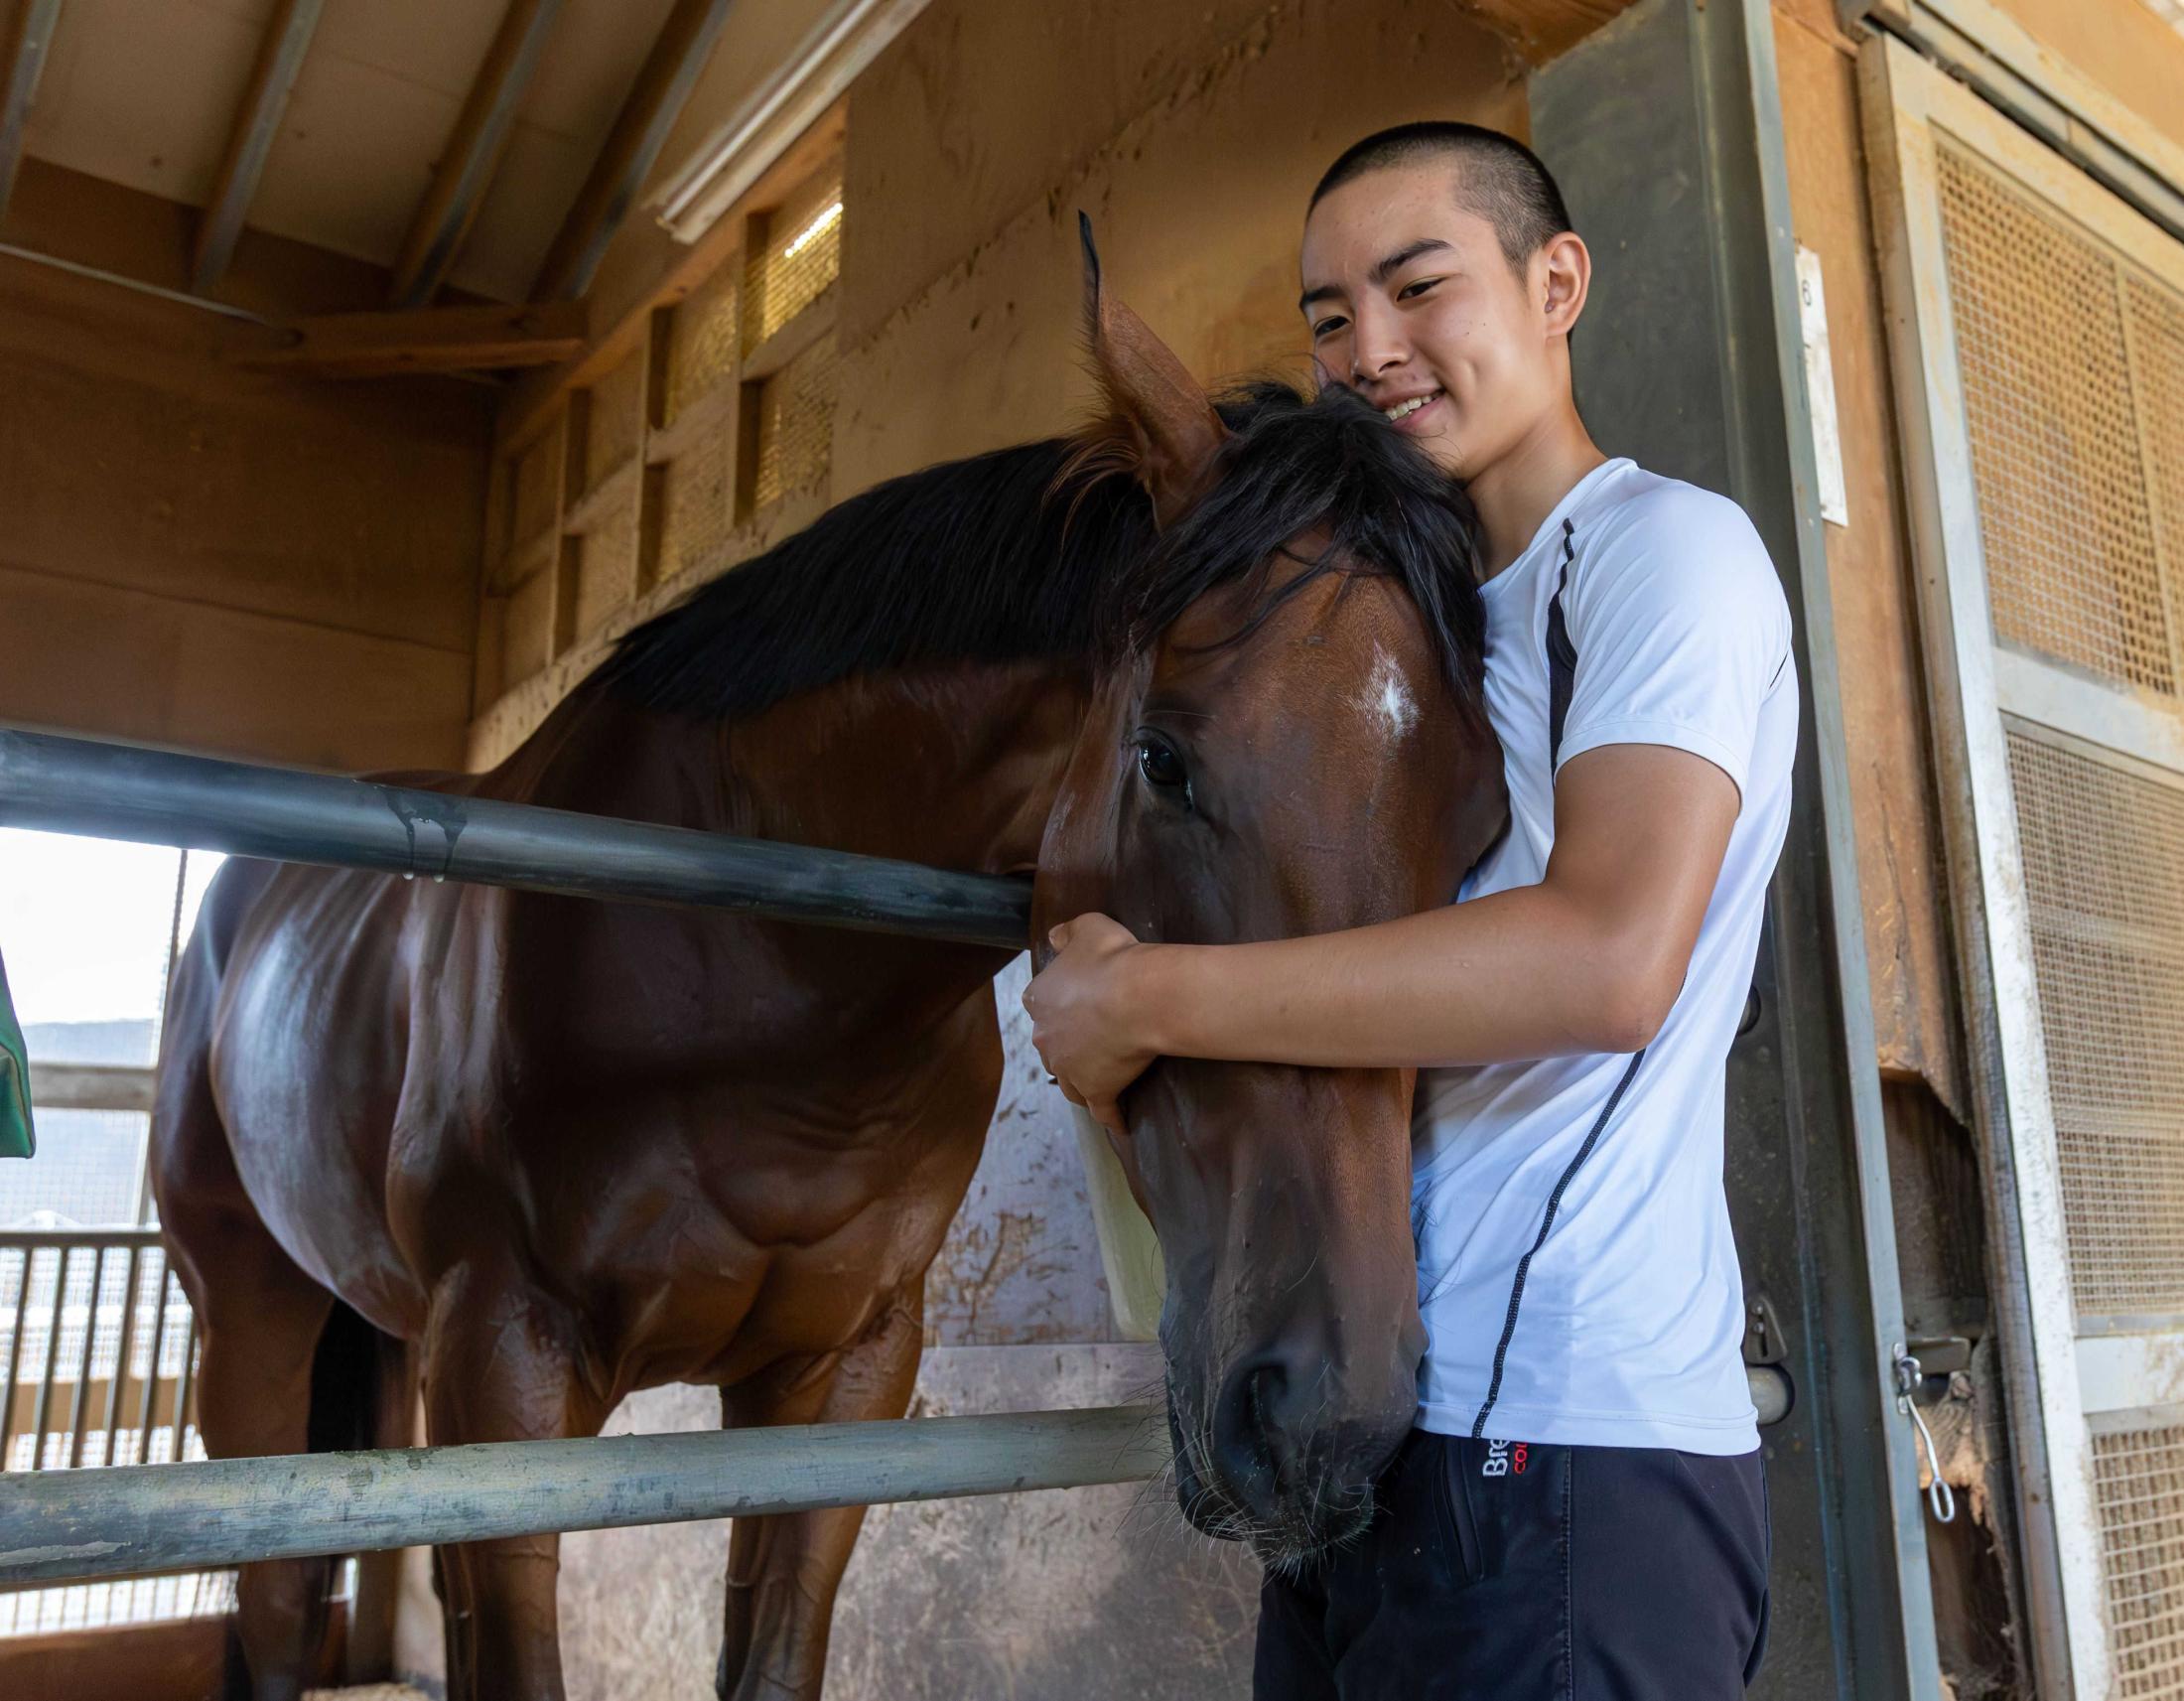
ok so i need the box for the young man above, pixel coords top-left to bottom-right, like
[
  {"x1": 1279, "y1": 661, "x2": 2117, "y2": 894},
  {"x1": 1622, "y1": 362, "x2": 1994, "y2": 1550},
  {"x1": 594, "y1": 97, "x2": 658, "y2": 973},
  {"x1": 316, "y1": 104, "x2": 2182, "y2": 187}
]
[{"x1": 1024, "y1": 123, "x2": 1788, "y2": 1696}]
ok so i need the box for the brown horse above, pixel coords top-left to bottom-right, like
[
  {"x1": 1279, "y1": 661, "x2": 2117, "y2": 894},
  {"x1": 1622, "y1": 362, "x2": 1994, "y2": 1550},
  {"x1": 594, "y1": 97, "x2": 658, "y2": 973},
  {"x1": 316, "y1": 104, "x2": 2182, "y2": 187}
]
[{"x1": 150, "y1": 238, "x2": 1502, "y2": 1701}]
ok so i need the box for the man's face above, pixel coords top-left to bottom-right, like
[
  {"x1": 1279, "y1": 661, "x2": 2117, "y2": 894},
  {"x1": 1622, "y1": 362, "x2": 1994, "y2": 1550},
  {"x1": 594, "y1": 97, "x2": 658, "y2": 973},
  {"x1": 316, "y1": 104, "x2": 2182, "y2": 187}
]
[{"x1": 1298, "y1": 162, "x2": 1566, "y2": 481}]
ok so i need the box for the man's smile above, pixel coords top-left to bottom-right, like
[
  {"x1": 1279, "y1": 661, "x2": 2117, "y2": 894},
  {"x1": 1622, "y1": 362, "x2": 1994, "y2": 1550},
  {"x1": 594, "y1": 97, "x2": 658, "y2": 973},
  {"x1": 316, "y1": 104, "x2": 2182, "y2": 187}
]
[{"x1": 1380, "y1": 388, "x2": 1446, "y2": 431}]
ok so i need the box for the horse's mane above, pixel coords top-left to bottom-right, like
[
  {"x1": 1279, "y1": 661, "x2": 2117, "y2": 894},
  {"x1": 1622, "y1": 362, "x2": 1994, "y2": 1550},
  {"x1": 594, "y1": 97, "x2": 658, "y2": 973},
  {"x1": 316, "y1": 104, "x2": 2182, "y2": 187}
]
[{"x1": 595, "y1": 379, "x2": 1487, "y2": 726}]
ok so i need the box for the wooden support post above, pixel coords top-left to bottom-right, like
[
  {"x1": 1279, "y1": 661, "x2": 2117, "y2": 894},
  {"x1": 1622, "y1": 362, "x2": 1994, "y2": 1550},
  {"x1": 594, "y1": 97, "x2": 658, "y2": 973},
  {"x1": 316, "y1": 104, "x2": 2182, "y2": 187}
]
[
  {"x1": 389, "y1": 0, "x2": 566, "y2": 310},
  {"x1": 191, "y1": 0, "x2": 327, "y2": 293},
  {"x1": 634, "y1": 305, "x2": 671, "y2": 594},
  {"x1": 531, "y1": 0, "x2": 736, "y2": 301},
  {"x1": 221, "y1": 300, "x2": 588, "y2": 378},
  {"x1": 0, "y1": 0, "x2": 65, "y2": 220},
  {"x1": 549, "y1": 393, "x2": 588, "y2": 658}
]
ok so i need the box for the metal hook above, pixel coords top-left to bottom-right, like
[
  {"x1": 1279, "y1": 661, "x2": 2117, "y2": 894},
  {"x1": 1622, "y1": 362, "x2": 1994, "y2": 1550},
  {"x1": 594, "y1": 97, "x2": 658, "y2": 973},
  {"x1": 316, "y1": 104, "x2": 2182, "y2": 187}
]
[{"x1": 1892, "y1": 1343, "x2": 1957, "y2": 1525}]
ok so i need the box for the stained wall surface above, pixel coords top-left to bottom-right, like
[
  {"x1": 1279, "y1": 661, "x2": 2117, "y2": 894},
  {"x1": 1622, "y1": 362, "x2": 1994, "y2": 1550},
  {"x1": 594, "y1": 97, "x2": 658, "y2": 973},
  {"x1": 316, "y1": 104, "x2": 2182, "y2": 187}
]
[
  {"x1": 1770, "y1": 0, "x2": 1967, "y2": 1113},
  {"x1": 0, "y1": 175, "x2": 490, "y2": 772}
]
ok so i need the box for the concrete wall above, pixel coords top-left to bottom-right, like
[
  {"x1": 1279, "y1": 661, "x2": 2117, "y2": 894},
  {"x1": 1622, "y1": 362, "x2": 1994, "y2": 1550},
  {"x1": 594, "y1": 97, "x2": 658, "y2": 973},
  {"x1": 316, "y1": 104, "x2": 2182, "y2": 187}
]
[{"x1": 0, "y1": 165, "x2": 490, "y2": 772}]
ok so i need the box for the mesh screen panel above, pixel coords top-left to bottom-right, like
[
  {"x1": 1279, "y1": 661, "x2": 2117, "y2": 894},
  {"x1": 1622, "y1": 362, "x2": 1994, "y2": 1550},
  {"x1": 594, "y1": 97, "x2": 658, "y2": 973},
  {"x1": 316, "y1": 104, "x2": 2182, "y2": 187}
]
[
  {"x1": 2095, "y1": 1423, "x2": 2184, "y2": 1694},
  {"x1": 746, "y1": 171, "x2": 842, "y2": 352},
  {"x1": 576, "y1": 494, "x2": 637, "y2": 641},
  {"x1": 585, "y1": 355, "x2": 644, "y2": 480},
  {"x1": 2130, "y1": 277, "x2": 2184, "y2": 642},
  {"x1": 1936, "y1": 145, "x2": 2171, "y2": 689},
  {"x1": 658, "y1": 410, "x2": 737, "y2": 585},
  {"x1": 667, "y1": 260, "x2": 741, "y2": 424},
  {"x1": 752, "y1": 335, "x2": 838, "y2": 512},
  {"x1": 2007, "y1": 732, "x2": 2184, "y2": 1317}
]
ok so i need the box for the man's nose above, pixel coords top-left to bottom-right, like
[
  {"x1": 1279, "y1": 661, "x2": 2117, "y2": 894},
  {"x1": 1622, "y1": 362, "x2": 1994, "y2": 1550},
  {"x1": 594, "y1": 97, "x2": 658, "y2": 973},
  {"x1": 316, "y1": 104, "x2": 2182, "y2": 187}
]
[{"x1": 1349, "y1": 302, "x2": 1409, "y2": 383}]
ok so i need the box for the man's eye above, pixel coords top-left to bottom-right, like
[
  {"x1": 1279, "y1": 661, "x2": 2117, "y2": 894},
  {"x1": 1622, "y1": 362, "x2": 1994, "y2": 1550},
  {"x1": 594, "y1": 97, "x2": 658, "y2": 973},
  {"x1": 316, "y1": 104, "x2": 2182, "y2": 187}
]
[
  {"x1": 1137, "y1": 739, "x2": 1189, "y2": 792},
  {"x1": 1398, "y1": 277, "x2": 1441, "y2": 301},
  {"x1": 1310, "y1": 316, "x2": 1348, "y2": 340}
]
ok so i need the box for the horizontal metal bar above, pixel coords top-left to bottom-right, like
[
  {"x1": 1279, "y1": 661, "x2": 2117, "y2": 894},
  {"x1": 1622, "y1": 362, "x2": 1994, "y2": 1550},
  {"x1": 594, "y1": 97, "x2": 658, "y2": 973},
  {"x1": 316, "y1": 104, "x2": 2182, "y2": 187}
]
[
  {"x1": 0, "y1": 1227, "x2": 162, "y2": 1251},
  {"x1": 0, "y1": 729, "x2": 1031, "y2": 950},
  {"x1": 26, "y1": 1063, "x2": 157, "y2": 1115},
  {"x1": 0, "y1": 1404, "x2": 1168, "y2": 1584}
]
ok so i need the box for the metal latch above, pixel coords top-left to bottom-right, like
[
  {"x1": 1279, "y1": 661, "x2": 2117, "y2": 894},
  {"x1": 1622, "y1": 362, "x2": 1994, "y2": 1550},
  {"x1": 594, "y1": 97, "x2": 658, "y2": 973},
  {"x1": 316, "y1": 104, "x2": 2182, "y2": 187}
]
[
  {"x1": 1892, "y1": 1343, "x2": 1956, "y2": 1524},
  {"x1": 1742, "y1": 1293, "x2": 1788, "y2": 1365},
  {"x1": 1901, "y1": 1334, "x2": 1973, "y2": 1405}
]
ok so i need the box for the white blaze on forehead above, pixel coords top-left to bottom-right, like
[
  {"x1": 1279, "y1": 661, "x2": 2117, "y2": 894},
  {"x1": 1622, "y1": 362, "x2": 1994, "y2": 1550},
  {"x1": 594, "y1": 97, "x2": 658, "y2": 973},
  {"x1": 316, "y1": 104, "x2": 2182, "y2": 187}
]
[{"x1": 1356, "y1": 645, "x2": 1420, "y2": 742}]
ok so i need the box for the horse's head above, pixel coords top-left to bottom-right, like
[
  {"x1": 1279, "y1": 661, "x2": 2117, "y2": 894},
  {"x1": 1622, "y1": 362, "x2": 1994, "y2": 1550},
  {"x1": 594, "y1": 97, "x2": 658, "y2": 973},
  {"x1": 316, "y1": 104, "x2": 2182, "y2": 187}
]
[{"x1": 1033, "y1": 222, "x2": 1506, "y2": 1566}]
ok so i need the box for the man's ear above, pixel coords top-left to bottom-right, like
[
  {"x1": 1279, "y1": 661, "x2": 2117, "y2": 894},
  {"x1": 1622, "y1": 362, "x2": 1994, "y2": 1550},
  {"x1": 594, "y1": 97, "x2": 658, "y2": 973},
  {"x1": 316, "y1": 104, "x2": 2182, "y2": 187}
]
[
  {"x1": 1079, "y1": 213, "x2": 1227, "y2": 527},
  {"x1": 1540, "y1": 229, "x2": 1590, "y2": 338}
]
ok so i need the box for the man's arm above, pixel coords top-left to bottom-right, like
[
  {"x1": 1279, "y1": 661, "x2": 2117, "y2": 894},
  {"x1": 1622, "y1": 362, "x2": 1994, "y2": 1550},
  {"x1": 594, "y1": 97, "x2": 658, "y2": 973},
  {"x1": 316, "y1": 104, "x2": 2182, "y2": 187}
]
[{"x1": 1024, "y1": 739, "x2": 1740, "y2": 1133}]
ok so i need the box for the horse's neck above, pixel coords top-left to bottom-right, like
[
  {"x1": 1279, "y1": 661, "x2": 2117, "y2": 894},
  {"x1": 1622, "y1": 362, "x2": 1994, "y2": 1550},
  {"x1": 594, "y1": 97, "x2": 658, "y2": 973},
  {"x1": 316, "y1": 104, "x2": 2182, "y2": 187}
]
[{"x1": 509, "y1": 658, "x2": 1090, "y2": 877}]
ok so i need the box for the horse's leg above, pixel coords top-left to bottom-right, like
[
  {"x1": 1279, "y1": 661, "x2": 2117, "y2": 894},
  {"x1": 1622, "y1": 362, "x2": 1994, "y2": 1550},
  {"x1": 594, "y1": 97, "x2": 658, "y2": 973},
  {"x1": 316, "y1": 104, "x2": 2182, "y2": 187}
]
[
  {"x1": 173, "y1": 1214, "x2": 341, "y2": 1698},
  {"x1": 155, "y1": 1025, "x2": 343, "y2": 1701},
  {"x1": 717, "y1": 1293, "x2": 924, "y2": 1701},
  {"x1": 421, "y1": 1260, "x2": 605, "y2": 1701}
]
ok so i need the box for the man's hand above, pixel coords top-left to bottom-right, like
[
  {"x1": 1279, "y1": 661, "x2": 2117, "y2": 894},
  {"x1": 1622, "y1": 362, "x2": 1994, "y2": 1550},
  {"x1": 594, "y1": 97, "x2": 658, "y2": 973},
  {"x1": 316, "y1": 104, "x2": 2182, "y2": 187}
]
[
  {"x1": 1023, "y1": 913, "x2": 1157, "y2": 1137},
  {"x1": 1019, "y1": 744, "x2": 1740, "y2": 1085}
]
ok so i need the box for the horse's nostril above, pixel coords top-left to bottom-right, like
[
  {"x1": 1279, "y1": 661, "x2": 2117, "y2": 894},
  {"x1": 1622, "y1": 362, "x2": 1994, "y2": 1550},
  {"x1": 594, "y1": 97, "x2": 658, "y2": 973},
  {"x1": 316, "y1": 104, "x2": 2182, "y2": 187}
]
[{"x1": 1210, "y1": 1356, "x2": 1292, "y2": 1517}]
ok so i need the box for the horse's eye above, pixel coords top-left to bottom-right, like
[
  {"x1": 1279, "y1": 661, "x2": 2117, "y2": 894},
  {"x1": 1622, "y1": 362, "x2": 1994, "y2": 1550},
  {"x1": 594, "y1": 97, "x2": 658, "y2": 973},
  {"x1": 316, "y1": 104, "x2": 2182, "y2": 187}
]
[{"x1": 1137, "y1": 738, "x2": 1189, "y2": 793}]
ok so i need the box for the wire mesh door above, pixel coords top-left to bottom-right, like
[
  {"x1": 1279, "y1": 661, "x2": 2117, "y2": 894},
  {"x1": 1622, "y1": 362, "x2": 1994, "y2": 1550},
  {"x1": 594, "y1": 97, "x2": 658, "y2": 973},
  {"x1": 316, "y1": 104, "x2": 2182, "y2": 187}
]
[{"x1": 1864, "y1": 33, "x2": 2184, "y2": 1701}]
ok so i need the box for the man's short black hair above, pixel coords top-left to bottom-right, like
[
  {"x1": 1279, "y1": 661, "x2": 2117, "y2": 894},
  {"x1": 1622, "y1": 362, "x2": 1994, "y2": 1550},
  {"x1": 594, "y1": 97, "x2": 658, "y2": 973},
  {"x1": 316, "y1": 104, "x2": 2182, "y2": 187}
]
[{"x1": 1310, "y1": 122, "x2": 1574, "y2": 274}]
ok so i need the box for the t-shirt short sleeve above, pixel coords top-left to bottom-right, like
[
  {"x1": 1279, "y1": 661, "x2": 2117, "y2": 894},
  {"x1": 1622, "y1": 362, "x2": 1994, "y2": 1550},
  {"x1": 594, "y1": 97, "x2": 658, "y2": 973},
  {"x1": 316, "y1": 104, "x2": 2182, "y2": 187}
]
[{"x1": 1554, "y1": 486, "x2": 1793, "y2": 799}]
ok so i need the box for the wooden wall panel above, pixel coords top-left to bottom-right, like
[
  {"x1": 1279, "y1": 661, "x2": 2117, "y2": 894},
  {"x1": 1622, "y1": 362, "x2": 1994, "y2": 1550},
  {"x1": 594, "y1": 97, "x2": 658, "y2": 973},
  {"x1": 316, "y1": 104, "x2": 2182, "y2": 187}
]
[
  {"x1": 1987, "y1": 0, "x2": 2184, "y2": 157},
  {"x1": 0, "y1": 259, "x2": 485, "y2": 652},
  {"x1": 834, "y1": 0, "x2": 1528, "y2": 499},
  {"x1": 1774, "y1": 0, "x2": 1969, "y2": 1116},
  {"x1": 0, "y1": 559, "x2": 473, "y2": 770},
  {"x1": 0, "y1": 238, "x2": 489, "y2": 772}
]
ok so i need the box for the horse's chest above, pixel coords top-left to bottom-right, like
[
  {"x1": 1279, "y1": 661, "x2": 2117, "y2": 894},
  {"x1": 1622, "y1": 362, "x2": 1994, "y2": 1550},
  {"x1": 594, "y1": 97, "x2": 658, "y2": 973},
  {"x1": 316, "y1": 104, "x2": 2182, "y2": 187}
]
[{"x1": 538, "y1": 1080, "x2": 989, "y2": 1386}]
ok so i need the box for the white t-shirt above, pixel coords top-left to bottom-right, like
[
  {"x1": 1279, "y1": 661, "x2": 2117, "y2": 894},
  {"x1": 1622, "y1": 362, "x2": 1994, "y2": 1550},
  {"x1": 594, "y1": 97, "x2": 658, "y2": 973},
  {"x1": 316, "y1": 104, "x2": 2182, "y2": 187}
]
[{"x1": 1412, "y1": 456, "x2": 1796, "y2": 1456}]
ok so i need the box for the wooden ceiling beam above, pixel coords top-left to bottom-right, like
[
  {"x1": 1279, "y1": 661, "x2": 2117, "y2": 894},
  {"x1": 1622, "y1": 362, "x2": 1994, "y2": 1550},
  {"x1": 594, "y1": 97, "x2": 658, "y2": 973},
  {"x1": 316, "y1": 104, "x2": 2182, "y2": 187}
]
[
  {"x1": 192, "y1": 0, "x2": 328, "y2": 293},
  {"x1": 531, "y1": 0, "x2": 734, "y2": 303},
  {"x1": 0, "y1": 0, "x2": 66, "y2": 221},
  {"x1": 389, "y1": 0, "x2": 565, "y2": 311},
  {"x1": 221, "y1": 299, "x2": 587, "y2": 379}
]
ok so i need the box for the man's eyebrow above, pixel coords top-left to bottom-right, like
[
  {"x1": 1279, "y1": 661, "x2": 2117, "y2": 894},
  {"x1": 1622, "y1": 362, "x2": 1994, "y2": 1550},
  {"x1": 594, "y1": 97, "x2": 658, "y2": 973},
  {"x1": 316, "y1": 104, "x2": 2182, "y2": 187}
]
[
  {"x1": 1297, "y1": 237, "x2": 1455, "y2": 316},
  {"x1": 1371, "y1": 237, "x2": 1453, "y2": 283}
]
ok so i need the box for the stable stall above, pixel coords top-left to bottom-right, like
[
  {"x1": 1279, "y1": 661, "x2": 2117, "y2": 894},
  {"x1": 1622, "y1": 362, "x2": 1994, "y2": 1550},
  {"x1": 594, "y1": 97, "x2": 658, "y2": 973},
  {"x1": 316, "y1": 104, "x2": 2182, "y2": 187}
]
[{"x1": 2, "y1": 1, "x2": 2182, "y2": 1697}]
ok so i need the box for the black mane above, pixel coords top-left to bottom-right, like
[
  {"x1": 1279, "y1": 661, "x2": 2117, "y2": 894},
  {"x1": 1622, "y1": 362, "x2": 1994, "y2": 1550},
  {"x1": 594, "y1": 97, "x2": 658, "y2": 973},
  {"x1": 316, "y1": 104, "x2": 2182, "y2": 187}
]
[{"x1": 597, "y1": 379, "x2": 1487, "y2": 726}]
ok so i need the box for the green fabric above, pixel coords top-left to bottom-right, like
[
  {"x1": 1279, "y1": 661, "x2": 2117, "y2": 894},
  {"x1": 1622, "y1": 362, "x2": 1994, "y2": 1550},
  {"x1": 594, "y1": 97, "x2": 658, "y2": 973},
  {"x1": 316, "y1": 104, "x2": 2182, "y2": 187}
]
[{"x1": 0, "y1": 946, "x2": 34, "y2": 1160}]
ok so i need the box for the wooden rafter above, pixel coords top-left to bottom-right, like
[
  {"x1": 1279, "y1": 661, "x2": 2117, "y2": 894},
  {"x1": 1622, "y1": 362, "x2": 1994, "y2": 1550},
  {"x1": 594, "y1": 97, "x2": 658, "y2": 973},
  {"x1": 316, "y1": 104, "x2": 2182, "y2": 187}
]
[
  {"x1": 389, "y1": 0, "x2": 566, "y2": 311},
  {"x1": 531, "y1": 0, "x2": 734, "y2": 302},
  {"x1": 222, "y1": 299, "x2": 587, "y2": 379},
  {"x1": 192, "y1": 0, "x2": 327, "y2": 293},
  {"x1": 0, "y1": 0, "x2": 66, "y2": 220}
]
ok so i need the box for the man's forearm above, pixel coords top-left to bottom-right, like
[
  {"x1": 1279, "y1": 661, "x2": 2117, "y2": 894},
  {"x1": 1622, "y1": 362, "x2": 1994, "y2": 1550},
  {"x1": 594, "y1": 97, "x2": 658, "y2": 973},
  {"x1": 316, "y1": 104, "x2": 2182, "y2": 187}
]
[{"x1": 1131, "y1": 882, "x2": 1677, "y2": 1071}]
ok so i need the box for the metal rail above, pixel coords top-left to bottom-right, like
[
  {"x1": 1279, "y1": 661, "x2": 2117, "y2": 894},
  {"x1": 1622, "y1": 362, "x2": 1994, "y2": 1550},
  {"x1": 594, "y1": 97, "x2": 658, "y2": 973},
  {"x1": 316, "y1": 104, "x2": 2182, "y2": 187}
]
[
  {"x1": 24, "y1": 1063, "x2": 157, "y2": 1115},
  {"x1": 0, "y1": 728, "x2": 1031, "y2": 951},
  {"x1": 0, "y1": 1231, "x2": 183, "y2": 1479},
  {"x1": 0, "y1": 726, "x2": 1800, "y2": 1589},
  {"x1": 0, "y1": 1404, "x2": 1169, "y2": 1584}
]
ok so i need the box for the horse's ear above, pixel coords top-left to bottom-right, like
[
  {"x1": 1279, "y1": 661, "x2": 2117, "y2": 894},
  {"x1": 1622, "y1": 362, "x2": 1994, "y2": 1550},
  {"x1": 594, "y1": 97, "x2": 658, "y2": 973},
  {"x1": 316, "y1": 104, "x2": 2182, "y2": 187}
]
[{"x1": 1079, "y1": 213, "x2": 1226, "y2": 527}]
